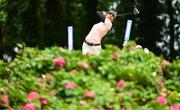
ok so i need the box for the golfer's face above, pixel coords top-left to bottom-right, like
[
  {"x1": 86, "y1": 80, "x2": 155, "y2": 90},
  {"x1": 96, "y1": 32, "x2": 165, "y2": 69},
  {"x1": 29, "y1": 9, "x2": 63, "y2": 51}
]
[{"x1": 106, "y1": 14, "x2": 114, "y2": 22}]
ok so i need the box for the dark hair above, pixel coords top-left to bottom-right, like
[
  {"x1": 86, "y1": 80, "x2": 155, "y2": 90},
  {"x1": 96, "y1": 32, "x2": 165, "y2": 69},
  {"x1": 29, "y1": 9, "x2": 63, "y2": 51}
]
[{"x1": 107, "y1": 11, "x2": 116, "y2": 18}]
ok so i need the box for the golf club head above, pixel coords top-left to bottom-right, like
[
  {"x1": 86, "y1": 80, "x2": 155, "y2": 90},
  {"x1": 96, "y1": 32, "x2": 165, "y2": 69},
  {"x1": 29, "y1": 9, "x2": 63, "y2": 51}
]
[
  {"x1": 134, "y1": 8, "x2": 140, "y2": 15},
  {"x1": 116, "y1": 8, "x2": 140, "y2": 17}
]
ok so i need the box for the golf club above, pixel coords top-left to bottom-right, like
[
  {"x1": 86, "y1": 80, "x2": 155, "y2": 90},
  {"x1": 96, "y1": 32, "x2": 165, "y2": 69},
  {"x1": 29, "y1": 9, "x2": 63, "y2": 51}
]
[{"x1": 117, "y1": 8, "x2": 140, "y2": 17}]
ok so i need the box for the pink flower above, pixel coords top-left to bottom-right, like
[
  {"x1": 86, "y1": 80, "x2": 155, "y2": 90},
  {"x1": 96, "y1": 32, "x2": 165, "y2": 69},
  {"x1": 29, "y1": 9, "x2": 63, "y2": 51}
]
[
  {"x1": 169, "y1": 104, "x2": 180, "y2": 110},
  {"x1": 120, "y1": 106, "x2": 126, "y2": 110},
  {"x1": 160, "y1": 92, "x2": 167, "y2": 97},
  {"x1": 161, "y1": 60, "x2": 171, "y2": 68},
  {"x1": 50, "y1": 89, "x2": 56, "y2": 96},
  {"x1": 156, "y1": 96, "x2": 167, "y2": 105},
  {"x1": 70, "y1": 69, "x2": 77, "y2": 75},
  {"x1": 27, "y1": 91, "x2": 39, "y2": 101},
  {"x1": 79, "y1": 100, "x2": 86, "y2": 106},
  {"x1": 53, "y1": 57, "x2": 66, "y2": 68},
  {"x1": 112, "y1": 54, "x2": 119, "y2": 61},
  {"x1": 0, "y1": 94, "x2": 9, "y2": 105},
  {"x1": 6, "y1": 107, "x2": 14, "y2": 110},
  {"x1": 21, "y1": 103, "x2": 36, "y2": 110},
  {"x1": 116, "y1": 80, "x2": 125, "y2": 89},
  {"x1": 39, "y1": 97, "x2": 48, "y2": 106},
  {"x1": 158, "y1": 80, "x2": 164, "y2": 88},
  {"x1": 78, "y1": 61, "x2": 90, "y2": 70},
  {"x1": 84, "y1": 91, "x2": 96, "y2": 98},
  {"x1": 64, "y1": 82, "x2": 76, "y2": 89}
]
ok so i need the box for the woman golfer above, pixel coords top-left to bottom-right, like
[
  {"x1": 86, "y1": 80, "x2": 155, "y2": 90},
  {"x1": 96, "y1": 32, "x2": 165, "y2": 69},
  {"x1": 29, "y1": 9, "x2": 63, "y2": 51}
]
[{"x1": 82, "y1": 11, "x2": 116, "y2": 55}]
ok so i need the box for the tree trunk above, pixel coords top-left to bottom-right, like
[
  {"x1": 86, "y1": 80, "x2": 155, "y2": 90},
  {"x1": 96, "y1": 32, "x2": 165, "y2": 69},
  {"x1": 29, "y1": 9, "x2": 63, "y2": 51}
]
[
  {"x1": 166, "y1": 0, "x2": 175, "y2": 61},
  {"x1": 45, "y1": 0, "x2": 66, "y2": 46},
  {"x1": 85, "y1": 0, "x2": 98, "y2": 29},
  {"x1": 136, "y1": 0, "x2": 163, "y2": 54},
  {"x1": 0, "y1": 26, "x2": 4, "y2": 59}
]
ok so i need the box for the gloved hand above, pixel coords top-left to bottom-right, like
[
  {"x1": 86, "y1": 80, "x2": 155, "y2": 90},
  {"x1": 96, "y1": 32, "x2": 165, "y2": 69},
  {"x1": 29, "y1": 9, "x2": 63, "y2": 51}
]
[{"x1": 102, "y1": 11, "x2": 107, "y2": 15}]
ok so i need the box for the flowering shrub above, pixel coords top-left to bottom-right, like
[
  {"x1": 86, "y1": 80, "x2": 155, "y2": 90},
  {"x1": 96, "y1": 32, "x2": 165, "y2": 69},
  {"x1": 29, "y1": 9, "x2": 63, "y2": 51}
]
[
  {"x1": 27, "y1": 91, "x2": 39, "y2": 101},
  {"x1": 53, "y1": 57, "x2": 66, "y2": 68},
  {"x1": 64, "y1": 82, "x2": 77, "y2": 89},
  {"x1": 0, "y1": 41, "x2": 179, "y2": 110},
  {"x1": 20, "y1": 103, "x2": 36, "y2": 110},
  {"x1": 169, "y1": 104, "x2": 180, "y2": 110},
  {"x1": 156, "y1": 95, "x2": 167, "y2": 105},
  {"x1": 116, "y1": 80, "x2": 126, "y2": 89},
  {"x1": 0, "y1": 94, "x2": 9, "y2": 105}
]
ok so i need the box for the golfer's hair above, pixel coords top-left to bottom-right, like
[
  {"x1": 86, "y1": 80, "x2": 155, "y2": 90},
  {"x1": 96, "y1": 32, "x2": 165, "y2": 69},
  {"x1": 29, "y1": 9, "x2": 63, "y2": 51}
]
[{"x1": 107, "y1": 11, "x2": 117, "y2": 18}]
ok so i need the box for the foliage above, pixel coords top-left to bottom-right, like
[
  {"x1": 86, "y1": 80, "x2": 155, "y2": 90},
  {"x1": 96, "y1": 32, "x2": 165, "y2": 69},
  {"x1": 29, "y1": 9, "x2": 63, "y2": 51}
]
[
  {"x1": 0, "y1": 0, "x2": 7, "y2": 23},
  {"x1": 0, "y1": 42, "x2": 179, "y2": 110},
  {"x1": 0, "y1": 0, "x2": 180, "y2": 60}
]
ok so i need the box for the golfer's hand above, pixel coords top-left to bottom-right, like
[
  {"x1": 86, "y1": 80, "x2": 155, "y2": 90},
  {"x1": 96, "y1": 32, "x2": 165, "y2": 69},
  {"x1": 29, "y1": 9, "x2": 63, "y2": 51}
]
[{"x1": 102, "y1": 11, "x2": 107, "y2": 15}]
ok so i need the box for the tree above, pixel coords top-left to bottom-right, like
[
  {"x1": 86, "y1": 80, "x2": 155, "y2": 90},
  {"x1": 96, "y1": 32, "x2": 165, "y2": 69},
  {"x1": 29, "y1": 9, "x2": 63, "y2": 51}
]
[
  {"x1": 0, "y1": 0, "x2": 7, "y2": 58},
  {"x1": 44, "y1": 0, "x2": 66, "y2": 47},
  {"x1": 0, "y1": 0, "x2": 180, "y2": 60},
  {"x1": 156, "y1": 0, "x2": 180, "y2": 60},
  {"x1": 135, "y1": 0, "x2": 164, "y2": 54},
  {"x1": 114, "y1": 0, "x2": 135, "y2": 45},
  {"x1": 166, "y1": 0, "x2": 175, "y2": 61},
  {"x1": 165, "y1": 0, "x2": 180, "y2": 60}
]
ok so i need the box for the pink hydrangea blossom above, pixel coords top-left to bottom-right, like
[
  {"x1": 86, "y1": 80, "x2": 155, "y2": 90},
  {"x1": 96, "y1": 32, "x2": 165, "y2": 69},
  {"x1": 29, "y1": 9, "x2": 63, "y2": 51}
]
[
  {"x1": 78, "y1": 61, "x2": 90, "y2": 70},
  {"x1": 6, "y1": 107, "x2": 14, "y2": 110},
  {"x1": 70, "y1": 69, "x2": 78, "y2": 75},
  {"x1": 116, "y1": 80, "x2": 126, "y2": 89},
  {"x1": 50, "y1": 89, "x2": 56, "y2": 96},
  {"x1": 64, "y1": 82, "x2": 76, "y2": 89},
  {"x1": 53, "y1": 57, "x2": 66, "y2": 68},
  {"x1": 158, "y1": 80, "x2": 164, "y2": 88},
  {"x1": 161, "y1": 60, "x2": 171, "y2": 68},
  {"x1": 84, "y1": 91, "x2": 96, "y2": 98},
  {"x1": 156, "y1": 96, "x2": 167, "y2": 105},
  {"x1": 79, "y1": 100, "x2": 86, "y2": 106},
  {"x1": 21, "y1": 103, "x2": 36, "y2": 110},
  {"x1": 39, "y1": 97, "x2": 48, "y2": 106},
  {"x1": 112, "y1": 54, "x2": 119, "y2": 61},
  {"x1": 0, "y1": 94, "x2": 9, "y2": 105},
  {"x1": 169, "y1": 104, "x2": 180, "y2": 110},
  {"x1": 27, "y1": 91, "x2": 39, "y2": 101},
  {"x1": 160, "y1": 92, "x2": 167, "y2": 97},
  {"x1": 120, "y1": 106, "x2": 126, "y2": 110}
]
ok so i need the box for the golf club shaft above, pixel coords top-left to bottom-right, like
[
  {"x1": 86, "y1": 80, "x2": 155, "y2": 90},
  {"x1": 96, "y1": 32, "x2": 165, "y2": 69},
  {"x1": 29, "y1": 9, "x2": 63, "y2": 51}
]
[{"x1": 117, "y1": 13, "x2": 134, "y2": 17}]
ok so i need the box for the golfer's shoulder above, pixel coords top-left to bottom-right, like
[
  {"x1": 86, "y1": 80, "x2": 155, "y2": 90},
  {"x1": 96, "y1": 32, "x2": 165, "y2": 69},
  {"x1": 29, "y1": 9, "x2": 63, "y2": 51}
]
[{"x1": 105, "y1": 18, "x2": 112, "y2": 26}]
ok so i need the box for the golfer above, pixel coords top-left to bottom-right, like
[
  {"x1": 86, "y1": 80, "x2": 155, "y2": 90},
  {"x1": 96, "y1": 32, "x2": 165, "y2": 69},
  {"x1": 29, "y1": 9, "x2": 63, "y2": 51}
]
[{"x1": 82, "y1": 11, "x2": 116, "y2": 55}]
